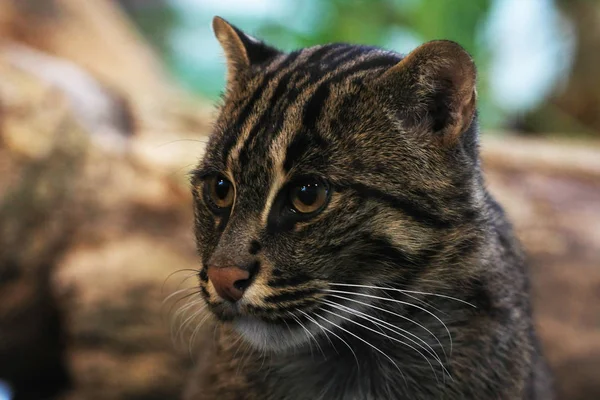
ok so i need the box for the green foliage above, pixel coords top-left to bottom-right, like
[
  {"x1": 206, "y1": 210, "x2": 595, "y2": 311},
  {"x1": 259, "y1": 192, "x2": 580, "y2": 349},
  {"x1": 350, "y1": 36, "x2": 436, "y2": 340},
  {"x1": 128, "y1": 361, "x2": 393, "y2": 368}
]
[
  {"x1": 124, "y1": 0, "x2": 504, "y2": 127},
  {"x1": 255, "y1": 0, "x2": 500, "y2": 127}
]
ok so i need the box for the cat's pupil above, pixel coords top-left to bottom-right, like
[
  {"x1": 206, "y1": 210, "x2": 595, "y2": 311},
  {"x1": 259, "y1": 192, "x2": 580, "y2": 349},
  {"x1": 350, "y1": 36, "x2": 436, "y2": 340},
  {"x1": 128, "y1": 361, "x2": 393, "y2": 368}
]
[
  {"x1": 298, "y1": 184, "x2": 318, "y2": 205},
  {"x1": 215, "y1": 179, "x2": 230, "y2": 199}
]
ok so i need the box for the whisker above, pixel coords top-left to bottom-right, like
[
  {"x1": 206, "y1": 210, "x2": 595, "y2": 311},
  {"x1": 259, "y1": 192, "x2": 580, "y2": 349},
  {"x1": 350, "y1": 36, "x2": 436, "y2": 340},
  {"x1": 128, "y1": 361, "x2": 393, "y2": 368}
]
[
  {"x1": 162, "y1": 268, "x2": 199, "y2": 288},
  {"x1": 164, "y1": 289, "x2": 203, "y2": 333},
  {"x1": 175, "y1": 301, "x2": 206, "y2": 343},
  {"x1": 322, "y1": 299, "x2": 442, "y2": 364},
  {"x1": 166, "y1": 290, "x2": 203, "y2": 320},
  {"x1": 173, "y1": 304, "x2": 205, "y2": 348},
  {"x1": 330, "y1": 283, "x2": 476, "y2": 308},
  {"x1": 298, "y1": 309, "x2": 339, "y2": 356},
  {"x1": 323, "y1": 301, "x2": 439, "y2": 383},
  {"x1": 231, "y1": 330, "x2": 248, "y2": 364},
  {"x1": 288, "y1": 312, "x2": 326, "y2": 359},
  {"x1": 327, "y1": 293, "x2": 447, "y2": 361},
  {"x1": 323, "y1": 299, "x2": 452, "y2": 381},
  {"x1": 378, "y1": 282, "x2": 448, "y2": 317},
  {"x1": 325, "y1": 289, "x2": 454, "y2": 353},
  {"x1": 162, "y1": 285, "x2": 198, "y2": 307},
  {"x1": 282, "y1": 317, "x2": 299, "y2": 357},
  {"x1": 188, "y1": 313, "x2": 211, "y2": 358},
  {"x1": 238, "y1": 336, "x2": 254, "y2": 376},
  {"x1": 155, "y1": 138, "x2": 209, "y2": 149},
  {"x1": 290, "y1": 313, "x2": 314, "y2": 358},
  {"x1": 173, "y1": 296, "x2": 204, "y2": 320},
  {"x1": 316, "y1": 309, "x2": 406, "y2": 386},
  {"x1": 167, "y1": 163, "x2": 198, "y2": 179}
]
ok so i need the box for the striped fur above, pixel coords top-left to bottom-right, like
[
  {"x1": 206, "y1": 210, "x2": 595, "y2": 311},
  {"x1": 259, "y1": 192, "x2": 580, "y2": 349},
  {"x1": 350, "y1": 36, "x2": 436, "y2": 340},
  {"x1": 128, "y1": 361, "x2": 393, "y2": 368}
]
[{"x1": 185, "y1": 17, "x2": 553, "y2": 400}]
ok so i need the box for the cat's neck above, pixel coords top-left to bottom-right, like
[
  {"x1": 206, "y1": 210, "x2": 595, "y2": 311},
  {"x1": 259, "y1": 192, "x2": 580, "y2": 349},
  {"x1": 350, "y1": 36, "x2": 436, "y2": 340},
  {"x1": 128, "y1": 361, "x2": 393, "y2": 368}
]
[{"x1": 250, "y1": 297, "x2": 472, "y2": 399}]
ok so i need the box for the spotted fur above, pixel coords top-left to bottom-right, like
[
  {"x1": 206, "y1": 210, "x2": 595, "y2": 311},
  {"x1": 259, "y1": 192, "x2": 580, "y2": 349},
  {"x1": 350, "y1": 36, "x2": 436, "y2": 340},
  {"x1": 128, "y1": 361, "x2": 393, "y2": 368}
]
[{"x1": 184, "y1": 16, "x2": 553, "y2": 400}]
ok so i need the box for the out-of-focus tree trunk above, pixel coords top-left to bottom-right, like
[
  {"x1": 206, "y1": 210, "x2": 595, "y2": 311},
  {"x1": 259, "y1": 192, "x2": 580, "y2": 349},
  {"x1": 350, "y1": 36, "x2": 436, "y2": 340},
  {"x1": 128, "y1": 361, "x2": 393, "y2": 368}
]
[
  {"x1": 523, "y1": 0, "x2": 600, "y2": 136},
  {"x1": 0, "y1": 0, "x2": 170, "y2": 102},
  {"x1": 0, "y1": 1, "x2": 209, "y2": 399},
  {"x1": 0, "y1": 0, "x2": 211, "y2": 142}
]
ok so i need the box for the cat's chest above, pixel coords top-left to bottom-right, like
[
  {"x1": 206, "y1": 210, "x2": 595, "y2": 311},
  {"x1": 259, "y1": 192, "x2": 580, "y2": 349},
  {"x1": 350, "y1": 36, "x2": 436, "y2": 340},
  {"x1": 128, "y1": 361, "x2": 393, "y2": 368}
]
[{"x1": 246, "y1": 352, "x2": 413, "y2": 400}]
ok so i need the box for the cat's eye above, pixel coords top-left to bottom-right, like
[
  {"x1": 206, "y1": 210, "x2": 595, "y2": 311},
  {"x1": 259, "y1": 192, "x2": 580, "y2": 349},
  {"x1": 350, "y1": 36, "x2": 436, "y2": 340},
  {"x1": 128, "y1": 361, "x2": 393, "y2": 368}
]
[
  {"x1": 289, "y1": 179, "x2": 329, "y2": 214},
  {"x1": 205, "y1": 174, "x2": 234, "y2": 210}
]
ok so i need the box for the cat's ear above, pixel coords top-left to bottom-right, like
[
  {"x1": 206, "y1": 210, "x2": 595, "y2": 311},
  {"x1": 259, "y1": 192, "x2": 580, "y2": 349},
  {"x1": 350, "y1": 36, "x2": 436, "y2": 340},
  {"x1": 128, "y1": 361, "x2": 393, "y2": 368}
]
[
  {"x1": 375, "y1": 40, "x2": 477, "y2": 145},
  {"x1": 212, "y1": 16, "x2": 281, "y2": 87}
]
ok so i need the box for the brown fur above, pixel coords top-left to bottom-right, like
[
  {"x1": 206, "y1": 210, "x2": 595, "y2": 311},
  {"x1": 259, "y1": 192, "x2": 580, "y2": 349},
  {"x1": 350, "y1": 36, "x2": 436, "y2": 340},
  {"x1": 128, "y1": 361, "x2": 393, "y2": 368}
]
[{"x1": 184, "y1": 17, "x2": 553, "y2": 400}]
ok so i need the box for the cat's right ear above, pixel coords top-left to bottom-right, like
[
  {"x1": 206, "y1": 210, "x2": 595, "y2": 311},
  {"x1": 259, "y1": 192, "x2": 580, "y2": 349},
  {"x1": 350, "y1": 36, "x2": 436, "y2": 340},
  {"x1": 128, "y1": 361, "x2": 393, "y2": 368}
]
[{"x1": 212, "y1": 16, "x2": 281, "y2": 88}]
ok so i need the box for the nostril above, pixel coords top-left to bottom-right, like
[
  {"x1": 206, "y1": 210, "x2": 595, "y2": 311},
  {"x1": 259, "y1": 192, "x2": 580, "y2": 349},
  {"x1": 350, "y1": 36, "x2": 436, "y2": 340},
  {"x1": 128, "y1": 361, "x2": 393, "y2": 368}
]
[
  {"x1": 233, "y1": 261, "x2": 259, "y2": 292},
  {"x1": 233, "y1": 278, "x2": 251, "y2": 292}
]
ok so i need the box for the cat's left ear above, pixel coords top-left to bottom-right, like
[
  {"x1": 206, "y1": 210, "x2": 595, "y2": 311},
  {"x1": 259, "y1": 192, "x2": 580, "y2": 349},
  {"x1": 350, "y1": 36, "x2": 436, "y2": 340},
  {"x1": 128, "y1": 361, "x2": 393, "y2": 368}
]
[
  {"x1": 212, "y1": 16, "x2": 281, "y2": 88},
  {"x1": 374, "y1": 40, "x2": 477, "y2": 145}
]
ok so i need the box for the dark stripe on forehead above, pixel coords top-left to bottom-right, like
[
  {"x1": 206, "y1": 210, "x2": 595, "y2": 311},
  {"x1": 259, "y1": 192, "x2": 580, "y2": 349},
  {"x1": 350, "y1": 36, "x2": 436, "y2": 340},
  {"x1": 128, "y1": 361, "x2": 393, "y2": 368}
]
[
  {"x1": 236, "y1": 68, "x2": 304, "y2": 167},
  {"x1": 320, "y1": 45, "x2": 357, "y2": 64},
  {"x1": 220, "y1": 51, "x2": 302, "y2": 162},
  {"x1": 282, "y1": 131, "x2": 328, "y2": 172},
  {"x1": 280, "y1": 83, "x2": 331, "y2": 172},
  {"x1": 234, "y1": 51, "x2": 400, "y2": 172},
  {"x1": 326, "y1": 46, "x2": 367, "y2": 67},
  {"x1": 302, "y1": 83, "x2": 331, "y2": 131},
  {"x1": 280, "y1": 56, "x2": 399, "y2": 170},
  {"x1": 330, "y1": 55, "x2": 399, "y2": 82},
  {"x1": 306, "y1": 44, "x2": 347, "y2": 65}
]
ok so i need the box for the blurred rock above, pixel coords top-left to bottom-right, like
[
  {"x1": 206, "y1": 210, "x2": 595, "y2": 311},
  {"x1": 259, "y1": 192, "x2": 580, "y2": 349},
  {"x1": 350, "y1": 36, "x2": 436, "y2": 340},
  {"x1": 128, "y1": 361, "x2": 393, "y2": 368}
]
[
  {"x1": 483, "y1": 136, "x2": 600, "y2": 400},
  {"x1": 0, "y1": 2, "x2": 208, "y2": 398},
  {"x1": 0, "y1": 44, "x2": 205, "y2": 398}
]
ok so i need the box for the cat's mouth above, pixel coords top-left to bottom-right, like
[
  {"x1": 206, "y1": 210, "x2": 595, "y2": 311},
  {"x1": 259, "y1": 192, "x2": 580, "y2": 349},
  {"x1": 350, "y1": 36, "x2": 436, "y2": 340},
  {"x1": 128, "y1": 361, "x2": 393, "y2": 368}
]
[
  {"x1": 206, "y1": 297, "x2": 323, "y2": 352},
  {"x1": 232, "y1": 315, "x2": 315, "y2": 352}
]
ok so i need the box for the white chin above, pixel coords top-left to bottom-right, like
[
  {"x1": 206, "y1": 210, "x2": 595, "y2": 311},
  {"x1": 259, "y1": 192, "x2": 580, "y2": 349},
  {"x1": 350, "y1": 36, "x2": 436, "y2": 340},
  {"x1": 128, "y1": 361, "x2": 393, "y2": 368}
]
[{"x1": 233, "y1": 316, "x2": 311, "y2": 352}]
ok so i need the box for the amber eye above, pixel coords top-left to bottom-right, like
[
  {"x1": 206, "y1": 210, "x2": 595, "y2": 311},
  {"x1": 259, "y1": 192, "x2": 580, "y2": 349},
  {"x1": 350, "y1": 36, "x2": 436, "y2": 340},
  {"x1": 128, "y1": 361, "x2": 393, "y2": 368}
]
[
  {"x1": 289, "y1": 180, "x2": 329, "y2": 214},
  {"x1": 205, "y1": 174, "x2": 234, "y2": 209}
]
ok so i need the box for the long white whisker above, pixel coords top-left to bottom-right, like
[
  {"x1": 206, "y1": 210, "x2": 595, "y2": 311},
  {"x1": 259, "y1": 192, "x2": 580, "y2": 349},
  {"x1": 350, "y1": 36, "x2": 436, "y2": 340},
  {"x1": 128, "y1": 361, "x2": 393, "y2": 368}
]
[
  {"x1": 316, "y1": 310, "x2": 406, "y2": 386},
  {"x1": 170, "y1": 293, "x2": 202, "y2": 320},
  {"x1": 282, "y1": 317, "x2": 300, "y2": 357},
  {"x1": 323, "y1": 301, "x2": 439, "y2": 383},
  {"x1": 176, "y1": 306, "x2": 205, "y2": 347},
  {"x1": 162, "y1": 286, "x2": 198, "y2": 307},
  {"x1": 167, "y1": 291, "x2": 202, "y2": 340},
  {"x1": 322, "y1": 299, "x2": 442, "y2": 364},
  {"x1": 298, "y1": 310, "x2": 338, "y2": 355},
  {"x1": 323, "y1": 299, "x2": 452, "y2": 381},
  {"x1": 289, "y1": 312, "x2": 325, "y2": 359},
  {"x1": 188, "y1": 313, "x2": 210, "y2": 358},
  {"x1": 327, "y1": 293, "x2": 447, "y2": 361},
  {"x1": 325, "y1": 289, "x2": 453, "y2": 353},
  {"x1": 291, "y1": 314, "x2": 314, "y2": 357},
  {"x1": 175, "y1": 302, "x2": 206, "y2": 342},
  {"x1": 172, "y1": 297, "x2": 203, "y2": 322},
  {"x1": 377, "y1": 282, "x2": 449, "y2": 317},
  {"x1": 166, "y1": 290, "x2": 203, "y2": 319},
  {"x1": 230, "y1": 331, "x2": 247, "y2": 363},
  {"x1": 330, "y1": 283, "x2": 476, "y2": 308},
  {"x1": 299, "y1": 310, "x2": 362, "y2": 373},
  {"x1": 161, "y1": 269, "x2": 199, "y2": 295}
]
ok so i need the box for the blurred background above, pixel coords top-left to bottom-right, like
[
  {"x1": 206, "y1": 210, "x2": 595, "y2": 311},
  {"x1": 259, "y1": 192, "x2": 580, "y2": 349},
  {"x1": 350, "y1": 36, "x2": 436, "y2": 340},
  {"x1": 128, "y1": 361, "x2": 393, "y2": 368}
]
[{"x1": 0, "y1": 1, "x2": 598, "y2": 399}]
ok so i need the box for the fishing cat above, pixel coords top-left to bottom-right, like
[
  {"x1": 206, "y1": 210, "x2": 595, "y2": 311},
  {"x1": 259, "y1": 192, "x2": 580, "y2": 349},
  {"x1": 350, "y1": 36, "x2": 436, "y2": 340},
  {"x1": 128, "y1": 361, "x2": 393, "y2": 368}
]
[{"x1": 184, "y1": 16, "x2": 553, "y2": 400}]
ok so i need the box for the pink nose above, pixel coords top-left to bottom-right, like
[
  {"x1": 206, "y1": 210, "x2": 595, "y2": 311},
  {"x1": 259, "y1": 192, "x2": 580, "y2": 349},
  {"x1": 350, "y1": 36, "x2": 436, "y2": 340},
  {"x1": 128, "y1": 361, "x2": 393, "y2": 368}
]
[{"x1": 207, "y1": 266, "x2": 251, "y2": 302}]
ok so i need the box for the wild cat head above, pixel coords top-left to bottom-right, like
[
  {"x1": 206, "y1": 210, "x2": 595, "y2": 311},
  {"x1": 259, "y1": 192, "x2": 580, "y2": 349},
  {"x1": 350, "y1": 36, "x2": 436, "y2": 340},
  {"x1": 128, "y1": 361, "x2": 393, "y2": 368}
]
[{"x1": 191, "y1": 17, "x2": 483, "y2": 352}]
